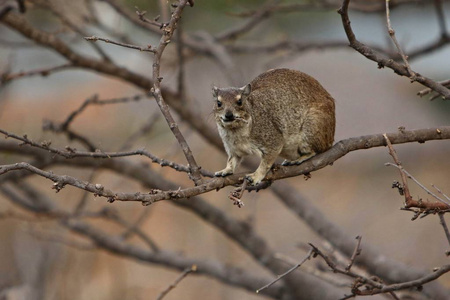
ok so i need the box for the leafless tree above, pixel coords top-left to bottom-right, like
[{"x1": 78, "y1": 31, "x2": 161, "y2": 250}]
[{"x1": 0, "y1": 0, "x2": 449, "y2": 299}]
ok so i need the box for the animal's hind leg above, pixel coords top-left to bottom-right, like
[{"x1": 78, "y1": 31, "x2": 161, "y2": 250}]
[{"x1": 281, "y1": 143, "x2": 316, "y2": 166}]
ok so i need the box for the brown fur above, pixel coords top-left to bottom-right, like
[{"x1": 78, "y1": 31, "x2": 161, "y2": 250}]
[{"x1": 213, "y1": 68, "x2": 335, "y2": 185}]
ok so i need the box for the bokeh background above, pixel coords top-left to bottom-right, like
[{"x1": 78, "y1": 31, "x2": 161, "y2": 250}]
[{"x1": 0, "y1": 0, "x2": 449, "y2": 299}]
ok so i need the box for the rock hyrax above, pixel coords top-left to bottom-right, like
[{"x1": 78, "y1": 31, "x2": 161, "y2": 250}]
[{"x1": 213, "y1": 68, "x2": 335, "y2": 185}]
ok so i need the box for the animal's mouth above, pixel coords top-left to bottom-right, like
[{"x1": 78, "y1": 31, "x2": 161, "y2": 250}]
[
  {"x1": 221, "y1": 117, "x2": 235, "y2": 123},
  {"x1": 221, "y1": 117, "x2": 248, "y2": 124}
]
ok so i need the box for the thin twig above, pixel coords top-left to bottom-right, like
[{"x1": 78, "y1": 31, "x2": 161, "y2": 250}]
[
  {"x1": 1, "y1": 63, "x2": 73, "y2": 84},
  {"x1": 85, "y1": 36, "x2": 155, "y2": 53},
  {"x1": 120, "y1": 207, "x2": 152, "y2": 240},
  {"x1": 229, "y1": 180, "x2": 247, "y2": 208},
  {"x1": 216, "y1": 0, "x2": 280, "y2": 41},
  {"x1": 438, "y1": 213, "x2": 450, "y2": 252},
  {"x1": 151, "y1": 0, "x2": 203, "y2": 185},
  {"x1": 39, "y1": 2, "x2": 113, "y2": 63},
  {"x1": 135, "y1": 7, "x2": 164, "y2": 28},
  {"x1": 274, "y1": 252, "x2": 351, "y2": 288},
  {"x1": 156, "y1": 265, "x2": 197, "y2": 300},
  {"x1": 417, "y1": 79, "x2": 450, "y2": 98},
  {"x1": 386, "y1": 163, "x2": 450, "y2": 207},
  {"x1": 432, "y1": 184, "x2": 450, "y2": 202},
  {"x1": 433, "y1": 0, "x2": 448, "y2": 38},
  {"x1": 101, "y1": 208, "x2": 159, "y2": 252},
  {"x1": 29, "y1": 229, "x2": 96, "y2": 251},
  {"x1": 345, "y1": 236, "x2": 362, "y2": 272},
  {"x1": 383, "y1": 133, "x2": 450, "y2": 210},
  {"x1": 176, "y1": 17, "x2": 186, "y2": 102},
  {"x1": 256, "y1": 248, "x2": 314, "y2": 294},
  {"x1": 118, "y1": 112, "x2": 161, "y2": 151},
  {"x1": 73, "y1": 170, "x2": 98, "y2": 215},
  {"x1": 385, "y1": 0, "x2": 416, "y2": 79},
  {"x1": 0, "y1": 129, "x2": 214, "y2": 177}
]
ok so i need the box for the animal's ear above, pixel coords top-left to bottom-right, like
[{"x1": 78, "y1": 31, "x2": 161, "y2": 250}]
[
  {"x1": 212, "y1": 86, "x2": 219, "y2": 97},
  {"x1": 241, "y1": 84, "x2": 251, "y2": 96}
]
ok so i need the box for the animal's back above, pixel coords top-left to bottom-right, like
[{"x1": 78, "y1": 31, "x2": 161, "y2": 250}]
[{"x1": 247, "y1": 68, "x2": 335, "y2": 153}]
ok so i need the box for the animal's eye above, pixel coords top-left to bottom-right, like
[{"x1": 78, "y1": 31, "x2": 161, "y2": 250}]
[
  {"x1": 217, "y1": 100, "x2": 222, "y2": 108},
  {"x1": 237, "y1": 99, "x2": 242, "y2": 106}
]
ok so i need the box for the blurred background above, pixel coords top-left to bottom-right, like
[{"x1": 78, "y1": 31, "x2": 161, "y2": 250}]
[{"x1": 0, "y1": 0, "x2": 449, "y2": 299}]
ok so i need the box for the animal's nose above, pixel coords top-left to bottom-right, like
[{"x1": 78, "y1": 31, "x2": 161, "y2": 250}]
[{"x1": 225, "y1": 110, "x2": 234, "y2": 120}]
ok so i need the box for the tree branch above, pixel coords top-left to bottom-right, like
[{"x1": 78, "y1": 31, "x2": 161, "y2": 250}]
[
  {"x1": 156, "y1": 265, "x2": 197, "y2": 300},
  {"x1": 2, "y1": 127, "x2": 450, "y2": 204},
  {"x1": 84, "y1": 36, "x2": 155, "y2": 53},
  {"x1": 150, "y1": 0, "x2": 202, "y2": 185},
  {"x1": 338, "y1": 0, "x2": 450, "y2": 99}
]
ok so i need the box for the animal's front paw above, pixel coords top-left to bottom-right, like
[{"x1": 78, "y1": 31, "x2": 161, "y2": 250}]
[
  {"x1": 245, "y1": 173, "x2": 264, "y2": 186},
  {"x1": 214, "y1": 169, "x2": 233, "y2": 177}
]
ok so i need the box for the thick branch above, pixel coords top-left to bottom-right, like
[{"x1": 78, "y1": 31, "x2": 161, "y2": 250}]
[{"x1": 2, "y1": 127, "x2": 449, "y2": 204}]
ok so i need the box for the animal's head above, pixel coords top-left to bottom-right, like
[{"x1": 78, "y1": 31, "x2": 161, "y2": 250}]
[{"x1": 212, "y1": 84, "x2": 252, "y2": 129}]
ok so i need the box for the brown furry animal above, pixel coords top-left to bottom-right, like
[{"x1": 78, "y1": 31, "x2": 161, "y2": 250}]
[{"x1": 213, "y1": 68, "x2": 336, "y2": 185}]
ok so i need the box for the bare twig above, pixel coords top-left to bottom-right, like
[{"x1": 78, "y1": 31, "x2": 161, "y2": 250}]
[
  {"x1": 345, "y1": 236, "x2": 362, "y2": 272},
  {"x1": 61, "y1": 93, "x2": 149, "y2": 129},
  {"x1": 156, "y1": 265, "x2": 197, "y2": 300},
  {"x1": 151, "y1": 0, "x2": 203, "y2": 185},
  {"x1": 228, "y1": 179, "x2": 247, "y2": 208},
  {"x1": 120, "y1": 207, "x2": 152, "y2": 240},
  {"x1": 84, "y1": 36, "x2": 155, "y2": 53},
  {"x1": 1, "y1": 63, "x2": 73, "y2": 84},
  {"x1": 438, "y1": 214, "x2": 450, "y2": 252},
  {"x1": 417, "y1": 79, "x2": 450, "y2": 99},
  {"x1": 273, "y1": 252, "x2": 351, "y2": 288},
  {"x1": 354, "y1": 264, "x2": 450, "y2": 296},
  {"x1": 385, "y1": 0, "x2": 416, "y2": 79},
  {"x1": 73, "y1": 170, "x2": 98, "y2": 215},
  {"x1": 432, "y1": 184, "x2": 450, "y2": 202},
  {"x1": 176, "y1": 17, "x2": 186, "y2": 102},
  {"x1": 308, "y1": 243, "x2": 416, "y2": 299},
  {"x1": 101, "y1": 208, "x2": 159, "y2": 252},
  {"x1": 383, "y1": 133, "x2": 450, "y2": 211},
  {"x1": 433, "y1": 0, "x2": 448, "y2": 38},
  {"x1": 0, "y1": 129, "x2": 214, "y2": 177},
  {"x1": 338, "y1": 0, "x2": 450, "y2": 99},
  {"x1": 256, "y1": 248, "x2": 314, "y2": 294},
  {"x1": 386, "y1": 163, "x2": 450, "y2": 207},
  {"x1": 29, "y1": 229, "x2": 97, "y2": 251},
  {"x1": 119, "y1": 112, "x2": 161, "y2": 151},
  {"x1": 230, "y1": 0, "x2": 431, "y2": 15},
  {"x1": 308, "y1": 243, "x2": 386, "y2": 291},
  {"x1": 216, "y1": 0, "x2": 280, "y2": 41},
  {"x1": 135, "y1": 7, "x2": 164, "y2": 28}
]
